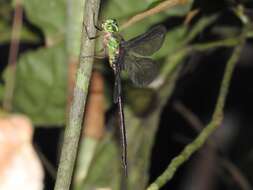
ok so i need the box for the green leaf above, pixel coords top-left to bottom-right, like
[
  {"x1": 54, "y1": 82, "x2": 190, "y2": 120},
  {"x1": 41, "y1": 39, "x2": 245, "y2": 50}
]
[
  {"x1": 80, "y1": 134, "x2": 121, "y2": 190},
  {"x1": 0, "y1": 1, "x2": 39, "y2": 43},
  {"x1": 125, "y1": 87, "x2": 157, "y2": 116},
  {"x1": 11, "y1": 43, "x2": 67, "y2": 126},
  {"x1": 0, "y1": 21, "x2": 40, "y2": 43},
  {"x1": 23, "y1": 0, "x2": 66, "y2": 41},
  {"x1": 0, "y1": 1, "x2": 12, "y2": 21}
]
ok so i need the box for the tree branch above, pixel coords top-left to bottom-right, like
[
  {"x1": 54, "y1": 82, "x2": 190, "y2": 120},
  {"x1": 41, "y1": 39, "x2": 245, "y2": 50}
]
[{"x1": 53, "y1": 0, "x2": 101, "y2": 189}]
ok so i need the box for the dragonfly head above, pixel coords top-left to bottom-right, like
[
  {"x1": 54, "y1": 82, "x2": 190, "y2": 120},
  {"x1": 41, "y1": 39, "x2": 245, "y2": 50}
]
[{"x1": 102, "y1": 19, "x2": 119, "y2": 33}]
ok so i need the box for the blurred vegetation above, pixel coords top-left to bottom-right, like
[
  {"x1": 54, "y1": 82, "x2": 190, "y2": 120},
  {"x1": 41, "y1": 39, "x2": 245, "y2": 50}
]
[{"x1": 0, "y1": 0, "x2": 252, "y2": 190}]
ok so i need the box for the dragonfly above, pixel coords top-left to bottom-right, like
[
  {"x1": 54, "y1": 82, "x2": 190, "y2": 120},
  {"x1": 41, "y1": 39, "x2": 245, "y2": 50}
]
[{"x1": 89, "y1": 19, "x2": 167, "y2": 176}]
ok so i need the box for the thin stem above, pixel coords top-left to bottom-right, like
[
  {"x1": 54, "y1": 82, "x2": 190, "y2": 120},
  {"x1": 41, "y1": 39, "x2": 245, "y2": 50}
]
[
  {"x1": 174, "y1": 102, "x2": 252, "y2": 190},
  {"x1": 3, "y1": 0, "x2": 23, "y2": 111},
  {"x1": 53, "y1": 0, "x2": 101, "y2": 190},
  {"x1": 173, "y1": 101, "x2": 203, "y2": 131},
  {"x1": 189, "y1": 37, "x2": 241, "y2": 52},
  {"x1": 220, "y1": 158, "x2": 253, "y2": 190},
  {"x1": 146, "y1": 30, "x2": 246, "y2": 190},
  {"x1": 34, "y1": 143, "x2": 56, "y2": 179},
  {"x1": 183, "y1": 9, "x2": 199, "y2": 25},
  {"x1": 120, "y1": 0, "x2": 187, "y2": 30}
]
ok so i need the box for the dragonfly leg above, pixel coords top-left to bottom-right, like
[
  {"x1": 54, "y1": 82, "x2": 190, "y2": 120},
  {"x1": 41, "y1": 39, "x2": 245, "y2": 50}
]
[{"x1": 95, "y1": 24, "x2": 102, "y2": 31}]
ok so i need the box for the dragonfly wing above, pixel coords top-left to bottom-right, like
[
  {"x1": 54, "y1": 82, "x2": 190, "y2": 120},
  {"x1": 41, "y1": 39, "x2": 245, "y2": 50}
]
[
  {"x1": 124, "y1": 53, "x2": 158, "y2": 87},
  {"x1": 122, "y1": 25, "x2": 166, "y2": 56}
]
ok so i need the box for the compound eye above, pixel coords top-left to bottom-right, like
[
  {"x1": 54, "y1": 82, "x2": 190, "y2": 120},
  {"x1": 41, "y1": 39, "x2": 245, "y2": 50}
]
[
  {"x1": 111, "y1": 25, "x2": 117, "y2": 32},
  {"x1": 112, "y1": 19, "x2": 117, "y2": 24}
]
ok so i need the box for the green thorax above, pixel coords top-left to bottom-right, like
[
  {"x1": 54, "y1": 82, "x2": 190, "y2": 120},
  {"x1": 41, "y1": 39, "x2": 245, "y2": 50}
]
[
  {"x1": 107, "y1": 34, "x2": 121, "y2": 67},
  {"x1": 102, "y1": 19, "x2": 121, "y2": 69}
]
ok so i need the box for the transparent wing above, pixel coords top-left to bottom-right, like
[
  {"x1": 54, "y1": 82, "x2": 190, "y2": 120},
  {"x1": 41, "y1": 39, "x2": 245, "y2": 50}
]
[
  {"x1": 124, "y1": 53, "x2": 158, "y2": 87},
  {"x1": 122, "y1": 25, "x2": 166, "y2": 56}
]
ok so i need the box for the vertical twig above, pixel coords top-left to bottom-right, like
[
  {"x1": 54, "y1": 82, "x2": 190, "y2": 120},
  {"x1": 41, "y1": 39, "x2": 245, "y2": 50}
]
[
  {"x1": 66, "y1": 0, "x2": 85, "y2": 115},
  {"x1": 53, "y1": 0, "x2": 101, "y2": 190},
  {"x1": 3, "y1": 0, "x2": 23, "y2": 111},
  {"x1": 146, "y1": 29, "x2": 246, "y2": 190}
]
